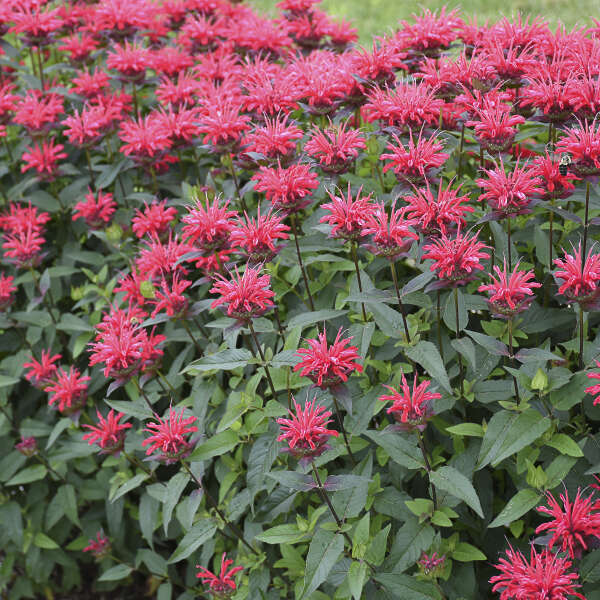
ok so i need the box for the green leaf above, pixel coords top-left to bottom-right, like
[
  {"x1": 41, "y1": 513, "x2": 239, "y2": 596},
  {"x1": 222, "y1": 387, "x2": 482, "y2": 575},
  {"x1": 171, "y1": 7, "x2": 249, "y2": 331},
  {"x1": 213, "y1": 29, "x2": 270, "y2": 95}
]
[
  {"x1": 452, "y1": 542, "x2": 486, "y2": 562},
  {"x1": 163, "y1": 472, "x2": 189, "y2": 535},
  {"x1": 374, "y1": 574, "x2": 441, "y2": 599},
  {"x1": 287, "y1": 309, "x2": 348, "y2": 330},
  {"x1": 168, "y1": 519, "x2": 218, "y2": 563},
  {"x1": 385, "y1": 516, "x2": 434, "y2": 573},
  {"x1": 443, "y1": 288, "x2": 468, "y2": 332},
  {"x1": 188, "y1": 430, "x2": 239, "y2": 462},
  {"x1": 34, "y1": 532, "x2": 59, "y2": 549},
  {"x1": 365, "y1": 524, "x2": 390, "y2": 566},
  {"x1": 429, "y1": 466, "x2": 484, "y2": 518},
  {"x1": 98, "y1": 564, "x2": 133, "y2": 582},
  {"x1": 6, "y1": 464, "x2": 47, "y2": 486},
  {"x1": 182, "y1": 349, "x2": 252, "y2": 373},
  {"x1": 56, "y1": 313, "x2": 94, "y2": 333},
  {"x1": 105, "y1": 399, "x2": 154, "y2": 420},
  {"x1": 0, "y1": 374, "x2": 20, "y2": 388},
  {"x1": 300, "y1": 529, "x2": 344, "y2": 599},
  {"x1": 58, "y1": 484, "x2": 80, "y2": 526},
  {"x1": 546, "y1": 433, "x2": 584, "y2": 457},
  {"x1": 109, "y1": 473, "x2": 149, "y2": 503},
  {"x1": 446, "y1": 423, "x2": 484, "y2": 437},
  {"x1": 405, "y1": 341, "x2": 451, "y2": 392},
  {"x1": 580, "y1": 550, "x2": 600, "y2": 583},
  {"x1": 515, "y1": 348, "x2": 561, "y2": 363},
  {"x1": 255, "y1": 524, "x2": 308, "y2": 544},
  {"x1": 12, "y1": 310, "x2": 53, "y2": 328},
  {"x1": 477, "y1": 409, "x2": 551, "y2": 469},
  {"x1": 352, "y1": 513, "x2": 370, "y2": 559},
  {"x1": 465, "y1": 329, "x2": 509, "y2": 356},
  {"x1": 489, "y1": 488, "x2": 542, "y2": 528},
  {"x1": 451, "y1": 337, "x2": 477, "y2": 372},
  {"x1": 140, "y1": 493, "x2": 158, "y2": 549},
  {"x1": 0, "y1": 502, "x2": 23, "y2": 546},
  {"x1": 266, "y1": 471, "x2": 315, "y2": 491},
  {"x1": 348, "y1": 561, "x2": 368, "y2": 600},
  {"x1": 364, "y1": 430, "x2": 425, "y2": 470},
  {"x1": 431, "y1": 511, "x2": 453, "y2": 527},
  {"x1": 96, "y1": 157, "x2": 128, "y2": 190}
]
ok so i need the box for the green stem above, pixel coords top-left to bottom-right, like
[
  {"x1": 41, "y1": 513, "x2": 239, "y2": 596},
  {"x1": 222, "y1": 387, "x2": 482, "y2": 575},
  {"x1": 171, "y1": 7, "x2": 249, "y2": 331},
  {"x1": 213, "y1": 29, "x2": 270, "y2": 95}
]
[
  {"x1": 579, "y1": 304, "x2": 585, "y2": 371},
  {"x1": 508, "y1": 318, "x2": 520, "y2": 405},
  {"x1": 181, "y1": 319, "x2": 203, "y2": 356},
  {"x1": 351, "y1": 242, "x2": 368, "y2": 322},
  {"x1": 331, "y1": 397, "x2": 356, "y2": 466},
  {"x1": 390, "y1": 261, "x2": 411, "y2": 342},
  {"x1": 457, "y1": 121, "x2": 465, "y2": 180},
  {"x1": 248, "y1": 321, "x2": 278, "y2": 400},
  {"x1": 290, "y1": 214, "x2": 315, "y2": 311},
  {"x1": 453, "y1": 287, "x2": 464, "y2": 398},
  {"x1": 85, "y1": 148, "x2": 95, "y2": 189},
  {"x1": 417, "y1": 431, "x2": 437, "y2": 510}
]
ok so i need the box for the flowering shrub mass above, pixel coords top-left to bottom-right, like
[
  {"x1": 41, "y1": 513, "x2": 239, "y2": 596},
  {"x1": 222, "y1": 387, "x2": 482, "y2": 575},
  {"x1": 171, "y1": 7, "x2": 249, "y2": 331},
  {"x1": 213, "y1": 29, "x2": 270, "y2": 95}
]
[{"x1": 6, "y1": 1, "x2": 600, "y2": 599}]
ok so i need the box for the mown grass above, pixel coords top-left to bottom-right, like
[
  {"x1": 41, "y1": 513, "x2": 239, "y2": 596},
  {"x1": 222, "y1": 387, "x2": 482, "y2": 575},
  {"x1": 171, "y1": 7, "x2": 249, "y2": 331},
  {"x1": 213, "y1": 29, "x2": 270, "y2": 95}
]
[{"x1": 249, "y1": 0, "x2": 599, "y2": 42}]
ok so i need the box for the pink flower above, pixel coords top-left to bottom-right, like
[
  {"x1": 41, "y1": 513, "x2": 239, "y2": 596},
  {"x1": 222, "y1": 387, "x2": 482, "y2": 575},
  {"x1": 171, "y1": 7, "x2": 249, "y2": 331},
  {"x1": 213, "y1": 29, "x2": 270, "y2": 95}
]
[
  {"x1": 252, "y1": 162, "x2": 319, "y2": 215},
  {"x1": 556, "y1": 116, "x2": 600, "y2": 177},
  {"x1": 0, "y1": 273, "x2": 16, "y2": 310},
  {"x1": 15, "y1": 436, "x2": 38, "y2": 457},
  {"x1": 243, "y1": 113, "x2": 303, "y2": 161},
  {"x1": 46, "y1": 366, "x2": 90, "y2": 414},
  {"x1": 490, "y1": 545, "x2": 584, "y2": 600},
  {"x1": 478, "y1": 260, "x2": 541, "y2": 318},
  {"x1": 197, "y1": 99, "x2": 250, "y2": 150},
  {"x1": 210, "y1": 266, "x2": 275, "y2": 322},
  {"x1": 150, "y1": 274, "x2": 192, "y2": 318},
  {"x1": 294, "y1": 328, "x2": 363, "y2": 388},
  {"x1": 83, "y1": 531, "x2": 111, "y2": 559},
  {"x1": 381, "y1": 130, "x2": 449, "y2": 186},
  {"x1": 362, "y1": 202, "x2": 418, "y2": 260},
  {"x1": 320, "y1": 184, "x2": 374, "y2": 242},
  {"x1": 379, "y1": 373, "x2": 440, "y2": 430},
  {"x1": 182, "y1": 196, "x2": 237, "y2": 253},
  {"x1": 530, "y1": 152, "x2": 579, "y2": 200},
  {"x1": 586, "y1": 361, "x2": 600, "y2": 405},
  {"x1": 553, "y1": 243, "x2": 600, "y2": 308},
  {"x1": 466, "y1": 102, "x2": 525, "y2": 152},
  {"x1": 536, "y1": 489, "x2": 600, "y2": 559},
  {"x1": 304, "y1": 120, "x2": 366, "y2": 173},
  {"x1": 422, "y1": 230, "x2": 490, "y2": 286},
  {"x1": 82, "y1": 410, "x2": 132, "y2": 454},
  {"x1": 196, "y1": 553, "x2": 243, "y2": 596},
  {"x1": 276, "y1": 396, "x2": 338, "y2": 460},
  {"x1": 21, "y1": 139, "x2": 67, "y2": 181},
  {"x1": 132, "y1": 200, "x2": 178, "y2": 239},
  {"x1": 24, "y1": 350, "x2": 62, "y2": 389},
  {"x1": 142, "y1": 406, "x2": 198, "y2": 462},
  {"x1": 72, "y1": 189, "x2": 117, "y2": 229}
]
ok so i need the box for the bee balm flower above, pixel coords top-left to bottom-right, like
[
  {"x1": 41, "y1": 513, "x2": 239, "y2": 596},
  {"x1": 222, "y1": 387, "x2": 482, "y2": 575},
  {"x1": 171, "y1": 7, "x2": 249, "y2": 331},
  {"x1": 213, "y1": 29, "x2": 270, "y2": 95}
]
[{"x1": 196, "y1": 553, "x2": 243, "y2": 597}]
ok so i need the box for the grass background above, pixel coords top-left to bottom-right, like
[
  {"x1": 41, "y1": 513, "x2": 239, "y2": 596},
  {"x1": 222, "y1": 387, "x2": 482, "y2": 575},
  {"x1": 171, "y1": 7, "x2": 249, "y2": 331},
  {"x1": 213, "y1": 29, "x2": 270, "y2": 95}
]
[{"x1": 249, "y1": 0, "x2": 600, "y2": 42}]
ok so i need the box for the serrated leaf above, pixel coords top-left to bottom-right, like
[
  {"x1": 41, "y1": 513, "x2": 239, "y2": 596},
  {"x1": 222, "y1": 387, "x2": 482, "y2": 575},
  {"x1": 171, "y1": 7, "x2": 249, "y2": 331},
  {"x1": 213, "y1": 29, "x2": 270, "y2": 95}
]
[
  {"x1": 287, "y1": 309, "x2": 348, "y2": 330},
  {"x1": 300, "y1": 529, "x2": 344, "y2": 599},
  {"x1": 255, "y1": 524, "x2": 308, "y2": 544},
  {"x1": 489, "y1": 488, "x2": 542, "y2": 528},
  {"x1": 266, "y1": 471, "x2": 316, "y2": 491},
  {"x1": 109, "y1": 473, "x2": 149, "y2": 503},
  {"x1": 182, "y1": 349, "x2": 252, "y2": 373},
  {"x1": 465, "y1": 329, "x2": 509, "y2": 356},
  {"x1": 452, "y1": 542, "x2": 486, "y2": 561},
  {"x1": 515, "y1": 348, "x2": 561, "y2": 363},
  {"x1": 348, "y1": 561, "x2": 368, "y2": 600},
  {"x1": 546, "y1": 433, "x2": 584, "y2": 457},
  {"x1": 374, "y1": 574, "x2": 441, "y2": 599},
  {"x1": 188, "y1": 430, "x2": 239, "y2": 462},
  {"x1": 429, "y1": 466, "x2": 484, "y2": 518},
  {"x1": 34, "y1": 532, "x2": 59, "y2": 549},
  {"x1": 405, "y1": 341, "x2": 451, "y2": 392},
  {"x1": 168, "y1": 519, "x2": 218, "y2": 563},
  {"x1": 163, "y1": 472, "x2": 189, "y2": 535},
  {"x1": 446, "y1": 423, "x2": 484, "y2": 437},
  {"x1": 6, "y1": 464, "x2": 47, "y2": 486},
  {"x1": 98, "y1": 564, "x2": 133, "y2": 582},
  {"x1": 365, "y1": 430, "x2": 425, "y2": 470},
  {"x1": 322, "y1": 474, "x2": 372, "y2": 491}
]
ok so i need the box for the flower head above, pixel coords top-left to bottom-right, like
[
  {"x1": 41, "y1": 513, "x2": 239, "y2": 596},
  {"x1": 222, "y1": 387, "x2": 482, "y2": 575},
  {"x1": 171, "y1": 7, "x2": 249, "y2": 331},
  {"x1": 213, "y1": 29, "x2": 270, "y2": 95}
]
[
  {"x1": 277, "y1": 396, "x2": 339, "y2": 460},
  {"x1": 82, "y1": 410, "x2": 132, "y2": 454},
  {"x1": 210, "y1": 266, "x2": 275, "y2": 322},
  {"x1": 150, "y1": 274, "x2": 192, "y2": 318},
  {"x1": 132, "y1": 200, "x2": 178, "y2": 240},
  {"x1": 362, "y1": 202, "x2": 418, "y2": 260},
  {"x1": 536, "y1": 489, "x2": 600, "y2": 559},
  {"x1": 252, "y1": 162, "x2": 319, "y2": 215},
  {"x1": 243, "y1": 114, "x2": 303, "y2": 162},
  {"x1": 379, "y1": 373, "x2": 440, "y2": 430},
  {"x1": 418, "y1": 552, "x2": 446, "y2": 577},
  {"x1": 46, "y1": 366, "x2": 90, "y2": 415},
  {"x1": 553, "y1": 243, "x2": 600, "y2": 308},
  {"x1": 21, "y1": 139, "x2": 67, "y2": 181},
  {"x1": 556, "y1": 117, "x2": 600, "y2": 177},
  {"x1": 466, "y1": 102, "x2": 525, "y2": 152},
  {"x1": 478, "y1": 260, "x2": 541, "y2": 318},
  {"x1": 182, "y1": 196, "x2": 237, "y2": 253},
  {"x1": 83, "y1": 531, "x2": 111, "y2": 560},
  {"x1": 24, "y1": 350, "x2": 62, "y2": 389},
  {"x1": 196, "y1": 553, "x2": 243, "y2": 597},
  {"x1": 490, "y1": 544, "x2": 584, "y2": 600},
  {"x1": 586, "y1": 360, "x2": 600, "y2": 405},
  {"x1": 320, "y1": 184, "x2": 374, "y2": 242},
  {"x1": 15, "y1": 436, "x2": 38, "y2": 457},
  {"x1": 294, "y1": 328, "x2": 363, "y2": 388},
  {"x1": 72, "y1": 189, "x2": 117, "y2": 229},
  {"x1": 0, "y1": 273, "x2": 16, "y2": 311},
  {"x1": 142, "y1": 406, "x2": 198, "y2": 462},
  {"x1": 530, "y1": 152, "x2": 579, "y2": 200},
  {"x1": 423, "y1": 230, "x2": 490, "y2": 287}
]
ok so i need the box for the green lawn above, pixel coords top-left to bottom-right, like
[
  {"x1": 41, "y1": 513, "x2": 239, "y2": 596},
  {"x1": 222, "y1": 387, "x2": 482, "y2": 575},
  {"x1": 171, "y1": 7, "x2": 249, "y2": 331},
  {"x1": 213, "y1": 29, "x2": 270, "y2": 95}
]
[{"x1": 249, "y1": 0, "x2": 599, "y2": 42}]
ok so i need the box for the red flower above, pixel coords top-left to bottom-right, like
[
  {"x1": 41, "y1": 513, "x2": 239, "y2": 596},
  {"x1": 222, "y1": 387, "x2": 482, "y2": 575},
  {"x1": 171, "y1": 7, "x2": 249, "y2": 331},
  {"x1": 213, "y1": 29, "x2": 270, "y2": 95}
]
[
  {"x1": 320, "y1": 184, "x2": 374, "y2": 242},
  {"x1": 418, "y1": 552, "x2": 446, "y2": 576},
  {"x1": 276, "y1": 396, "x2": 339, "y2": 459},
  {"x1": 0, "y1": 273, "x2": 16, "y2": 311},
  {"x1": 62, "y1": 106, "x2": 110, "y2": 147},
  {"x1": 119, "y1": 114, "x2": 175, "y2": 170},
  {"x1": 490, "y1": 545, "x2": 584, "y2": 600},
  {"x1": 46, "y1": 366, "x2": 90, "y2": 414},
  {"x1": 142, "y1": 406, "x2": 198, "y2": 462},
  {"x1": 397, "y1": 7, "x2": 462, "y2": 53},
  {"x1": 156, "y1": 106, "x2": 201, "y2": 148},
  {"x1": 422, "y1": 230, "x2": 490, "y2": 286},
  {"x1": 530, "y1": 152, "x2": 579, "y2": 200},
  {"x1": 304, "y1": 120, "x2": 366, "y2": 173},
  {"x1": 14, "y1": 91, "x2": 64, "y2": 133},
  {"x1": 132, "y1": 200, "x2": 178, "y2": 239},
  {"x1": 150, "y1": 274, "x2": 192, "y2": 318},
  {"x1": 24, "y1": 350, "x2": 62, "y2": 389},
  {"x1": 21, "y1": 139, "x2": 67, "y2": 181},
  {"x1": 58, "y1": 34, "x2": 99, "y2": 62},
  {"x1": 362, "y1": 201, "x2": 417, "y2": 260},
  {"x1": 82, "y1": 409, "x2": 132, "y2": 454},
  {"x1": 350, "y1": 41, "x2": 407, "y2": 86},
  {"x1": 379, "y1": 373, "x2": 440, "y2": 430},
  {"x1": 72, "y1": 189, "x2": 116, "y2": 229},
  {"x1": 252, "y1": 162, "x2": 319, "y2": 215},
  {"x1": 536, "y1": 488, "x2": 600, "y2": 559},
  {"x1": 466, "y1": 102, "x2": 525, "y2": 152},
  {"x1": 478, "y1": 260, "x2": 541, "y2": 318},
  {"x1": 585, "y1": 361, "x2": 600, "y2": 405},
  {"x1": 294, "y1": 328, "x2": 363, "y2": 388},
  {"x1": 403, "y1": 180, "x2": 474, "y2": 236},
  {"x1": 15, "y1": 435, "x2": 38, "y2": 457},
  {"x1": 243, "y1": 113, "x2": 303, "y2": 162},
  {"x1": 553, "y1": 243, "x2": 600, "y2": 308},
  {"x1": 182, "y1": 196, "x2": 237, "y2": 253},
  {"x1": 230, "y1": 206, "x2": 290, "y2": 264},
  {"x1": 556, "y1": 116, "x2": 600, "y2": 177},
  {"x1": 381, "y1": 130, "x2": 449, "y2": 185},
  {"x1": 83, "y1": 531, "x2": 111, "y2": 559},
  {"x1": 107, "y1": 41, "x2": 150, "y2": 80},
  {"x1": 2, "y1": 223, "x2": 46, "y2": 269},
  {"x1": 88, "y1": 305, "x2": 149, "y2": 381},
  {"x1": 477, "y1": 158, "x2": 544, "y2": 217},
  {"x1": 156, "y1": 72, "x2": 201, "y2": 108},
  {"x1": 196, "y1": 553, "x2": 243, "y2": 596},
  {"x1": 210, "y1": 266, "x2": 275, "y2": 322},
  {"x1": 197, "y1": 99, "x2": 250, "y2": 150}
]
